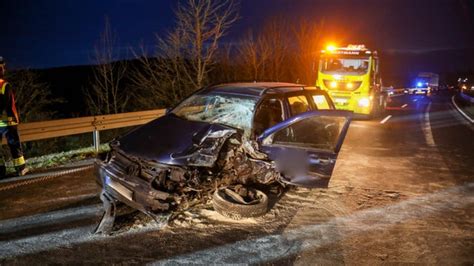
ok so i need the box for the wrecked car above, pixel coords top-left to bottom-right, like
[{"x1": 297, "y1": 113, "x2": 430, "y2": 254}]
[{"x1": 95, "y1": 82, "x2": 351, "y2": 232}]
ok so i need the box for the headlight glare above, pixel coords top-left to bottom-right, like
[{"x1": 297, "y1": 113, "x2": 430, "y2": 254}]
[{"x1": 358, "y1": 98, "x2": 370, "y2": 107}]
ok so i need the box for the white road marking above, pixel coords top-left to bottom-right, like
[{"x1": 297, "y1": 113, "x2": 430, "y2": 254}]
[
  {"x1": 0, "y1": 204, "x2": 101, "y2": 234},
  {"x1": 422, "y1": 102, "x2": 435, "y2": 147},
  {"x1": 0, "y1": 208, "x2": 170, "y2": 258},
  {"x1": 0, "y1": 225, "x2": 97, "y2": 258},
  {"x1": 380, "y1": 115, "x2": 392, "y2": 124},
  {"x1": 451, "y1": 95, "x2": 474, "y2": 123},
  {"x1": 447, "y1": 103, "x2": 474, "y2": 132},
  {"x1": 401, "y1": 104, "x2": 408, "y2": 108},
  {"x1": 349, "y1": 123, "x2": 368, "y2": 128}
]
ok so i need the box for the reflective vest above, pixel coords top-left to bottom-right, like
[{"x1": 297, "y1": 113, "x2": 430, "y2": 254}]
[
  {"x1": 0, "y1": 79, "x2": 7, "y2": 94},
  {"x1": 0, "y1": 79, "x2": 18, "y2": 127}
]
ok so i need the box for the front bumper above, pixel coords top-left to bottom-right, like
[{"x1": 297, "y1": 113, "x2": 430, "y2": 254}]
[
  {"x1": 95, "y1": 160, "x2": 170, "y2": 215},
  {"x1": 331, "y1": 95, "x2": 372, "y2": 115}
]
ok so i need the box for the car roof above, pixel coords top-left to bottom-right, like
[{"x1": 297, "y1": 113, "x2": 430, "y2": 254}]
[{"x1": 205, "y1": 82, "x2": 320, "y2": 97}]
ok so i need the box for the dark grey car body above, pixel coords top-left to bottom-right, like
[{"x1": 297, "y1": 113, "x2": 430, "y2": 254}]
[{"x1": 96, "y1": 82, "x2": 352, "y2": 219}]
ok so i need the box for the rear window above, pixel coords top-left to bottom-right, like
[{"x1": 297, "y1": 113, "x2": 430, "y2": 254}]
[
  {"x1": 288, "y1": 95, "x2": 310, "y2": 115},
  {"x1": 312, "y1": 94, "x2": 332, "y2": 110}
]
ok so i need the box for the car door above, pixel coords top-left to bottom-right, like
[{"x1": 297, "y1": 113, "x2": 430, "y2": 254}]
[{"x1": 257, "y1": 110, "x2": 352, "y2": 188}]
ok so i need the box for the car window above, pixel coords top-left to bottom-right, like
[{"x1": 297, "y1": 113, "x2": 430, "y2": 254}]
[
  {"x1": 312, "y1": 94, "x2": 332, "y2": 110},
  {"x1": 288, "y1": 95, "x2": 310, "y2": 115},
  {"x1": 264, "y1": 115, "x2": 346, "y2": 151},
  {"x1": 253, "y1": 98, "x2": 284, "y2": 137}
]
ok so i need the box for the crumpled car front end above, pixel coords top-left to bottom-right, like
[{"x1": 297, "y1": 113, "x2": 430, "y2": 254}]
[
  {"x1": 96, "y1": 148, "x2": 178, "y2": 215},
  {"x1": 94, "y1": 118, "x2": 281, "y2": 233},
  {"x1": 97, "y1": 123, "x2": 236, "y2": 209}
]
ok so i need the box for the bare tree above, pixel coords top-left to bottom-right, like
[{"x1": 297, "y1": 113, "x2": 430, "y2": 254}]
[
  {"x1": 237, "y1": 18, "x2": 291, "y2": 82},
  {"x1": 6, "y1": 70, "x2": 59, "y2": 122},
  {"x1": 236, "y1": 18, "x2": 325, "y2": 84},
  {"x1": 214, "y1": 42, "x2": 239, "y2": 83},
  {"x1": 176, "y1": 0, "x2": 239, "y2": 88},
  {"x1": 85, "y1": 17, "x2": 128, "y2": 115},
  {"x1": 238, "y1": 31, "x2": 259, "y2": 81},
  {"x1": 5, "y1": 70, "x2": 65, "y2": 158},
  {"x1": 129, "y1": 36, "x2": 194, "y2": 108},
  {"x1": 237, "y1": 30, "x2": 271, "y2": 81},
  {"x1": 259, "y1": 18, "x2": 290, "y2": 81},
  {"x1": 130, "y1": 0, "x2": 239, "y2": 108},
  {"x1": 293, "y1": 19, "x2": 325, "y2": 85}
]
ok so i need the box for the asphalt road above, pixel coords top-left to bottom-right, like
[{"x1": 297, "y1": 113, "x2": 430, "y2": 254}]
[{"x1": 0, "y1": 91, "x2": 473, "y2": 264}]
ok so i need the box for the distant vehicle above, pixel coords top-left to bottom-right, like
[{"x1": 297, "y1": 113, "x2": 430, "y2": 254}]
[
  {"x1": 410, "y1": 72, "x2": 439, "y2": 95},
  {"x1": 316, "y1": 44, "x2": 387, "y2": 118},
  {"x1": 458, "y1": 78, "x2": 472, "y2": 92},
  {"x1": 418, "y1": 72, "x2": 439, "y2": 91},
  {"x1": 406, "y1": 85, "x2": 429, "y2": 95},
  {"x1": 95, "y1": 82, "x2": 351, "y2": 233},
  {"x1": 406, "y1": 72, "x2": 439, "y2": 95}
]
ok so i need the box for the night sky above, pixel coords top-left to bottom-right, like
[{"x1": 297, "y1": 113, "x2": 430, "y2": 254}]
[{"x1": 2, "y1": 0, "x2": 474, "y2": 70}]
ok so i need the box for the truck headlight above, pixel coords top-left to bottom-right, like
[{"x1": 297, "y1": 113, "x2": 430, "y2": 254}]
[{"x1": 358, "y1": 98, "x2": 370, "y2": 107}]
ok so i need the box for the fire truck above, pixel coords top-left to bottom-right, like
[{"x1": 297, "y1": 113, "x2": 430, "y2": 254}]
[{"x1": 316, "y1": 44, "x2": 386, "y2": 118}]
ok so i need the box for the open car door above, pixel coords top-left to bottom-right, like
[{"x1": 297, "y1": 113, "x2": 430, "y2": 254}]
[{"x1": 257, "y1": 110, "x2": 352, "y2": 188}]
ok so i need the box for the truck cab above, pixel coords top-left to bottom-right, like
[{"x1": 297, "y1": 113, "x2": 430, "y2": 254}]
[{"x1": 317, "y1": 44, "x2": 386, "y2": 118}]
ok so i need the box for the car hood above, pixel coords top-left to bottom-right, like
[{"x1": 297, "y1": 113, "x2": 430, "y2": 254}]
[{"x1": 116, "y1": 114, "x2": 238, "y2": 167}]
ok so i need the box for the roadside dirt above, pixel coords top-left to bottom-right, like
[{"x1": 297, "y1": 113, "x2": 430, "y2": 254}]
[{"x1": 2, "y1": 173, "x2": 471, "y2": 264}]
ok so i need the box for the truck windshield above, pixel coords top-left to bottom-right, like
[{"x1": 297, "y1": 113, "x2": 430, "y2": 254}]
[
  {"x1": 171, "y1": 93, "x2": 258, "y2": 135},
  {"x1": 320, "y1": 56, "x2": 370, "y2": 75}
]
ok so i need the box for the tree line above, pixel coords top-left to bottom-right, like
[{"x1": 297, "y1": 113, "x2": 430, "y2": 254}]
[
  {"x1": 85, "y1": 0, "x2": 325, "y2": 115},
  {"x1": 10, "y1": 0, "x2": 326, "y2": 122}
]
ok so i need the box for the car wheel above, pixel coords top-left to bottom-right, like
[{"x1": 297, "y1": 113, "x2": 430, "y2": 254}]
[{"x1": 212, "y1": 187, "x2": 268, "y2": 220}]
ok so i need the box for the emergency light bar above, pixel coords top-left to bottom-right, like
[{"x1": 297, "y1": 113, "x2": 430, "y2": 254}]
[
  {"x1": 346, "y1": 44, "x2": 367, "y2": 50},
  {"x1": 321, "y1": 44, "x2": 376, "y2": 56}
]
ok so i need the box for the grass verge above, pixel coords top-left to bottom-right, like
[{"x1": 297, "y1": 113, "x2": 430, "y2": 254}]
[{"x1": 4, "y1": 144, "x2": 110, "y2": 174}]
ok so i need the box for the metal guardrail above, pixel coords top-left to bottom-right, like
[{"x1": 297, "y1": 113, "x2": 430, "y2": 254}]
[
  {"x1": 6, "y1": 109, "x2": 166, "y2": 151},
  {"x1": 460, "y1": 92, "x2": 474, "y2": 104},
  {"x1": 452, "y1": 95, "x2": 474, "y2": 124}
]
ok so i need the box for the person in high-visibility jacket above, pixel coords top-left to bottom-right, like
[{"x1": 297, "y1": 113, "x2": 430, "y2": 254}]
[{"x1": 0, "y1": 57, "x2": 28, "y2": 178}]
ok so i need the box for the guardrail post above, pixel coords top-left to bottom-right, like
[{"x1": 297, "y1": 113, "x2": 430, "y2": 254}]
[{"x1": 93, "y1": 130, "x2": 100, "y2": 153}]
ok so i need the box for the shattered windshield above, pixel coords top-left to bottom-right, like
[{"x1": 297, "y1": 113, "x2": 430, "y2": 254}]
[{"x1": 171, "y1": 93, "x2": 258, "y2": 134}]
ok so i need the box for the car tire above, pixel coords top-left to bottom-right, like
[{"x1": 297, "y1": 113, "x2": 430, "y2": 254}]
[{"x1": 212, "y1": 187, "x2": 268, "y2": 220}]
